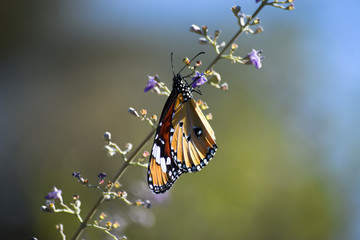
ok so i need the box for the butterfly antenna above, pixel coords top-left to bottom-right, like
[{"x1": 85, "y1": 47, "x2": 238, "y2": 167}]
[
  {"x1": 177, "y1": 51, "x2": 205, "y2": 75},
  {"x1": 171, "y1": 52, "x2": 175, "y2": 76}
]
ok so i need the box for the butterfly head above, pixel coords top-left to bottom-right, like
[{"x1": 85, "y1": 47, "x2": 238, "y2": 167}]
[{"x1": 173, "y1": 73, "x2": 193, "y2": 101}]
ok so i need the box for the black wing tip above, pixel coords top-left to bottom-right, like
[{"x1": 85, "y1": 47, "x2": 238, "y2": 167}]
[
  {"x1": 148, "y1": 168, "x2": 182, "y2": 194},
  {"x1": 176, "y1": 143, "x2": 218, "y2": 173},
  {"x1": 149, "y1": 182, "x2": 174, "y2": 194}
]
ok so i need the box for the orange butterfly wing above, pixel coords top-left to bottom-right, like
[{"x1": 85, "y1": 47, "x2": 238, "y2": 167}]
[
  {"x1": 170, "y1": 94, "x2": 217, "y2": 173},
  {"x1": 147, "y1": 92, "x2": 182, "y2": 194},
  {"x1": 148, "y1": 73, "x2": 218, "y2": 194}
]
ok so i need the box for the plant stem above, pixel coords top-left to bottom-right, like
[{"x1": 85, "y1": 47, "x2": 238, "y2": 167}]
[
  {"x1": 71, "y1": 128, "x2": 156, "y2": 240},
  {"x1": 205, "y1": 0, "x2": 268, "y2": 71},
  {"x1": 70, "y1": 4, "x2": 271, "y2": 238}
]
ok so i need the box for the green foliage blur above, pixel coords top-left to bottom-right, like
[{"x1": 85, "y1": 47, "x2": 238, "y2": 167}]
[{"x1": 0, "y1": 1, "x2": 350, "y2": 240}]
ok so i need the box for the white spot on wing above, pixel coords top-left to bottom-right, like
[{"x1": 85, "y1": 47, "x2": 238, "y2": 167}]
[
  {"x1": 160, "y1": 157, "x2": 167, "y2": 173},
  {"x1": 153, "y1": 144, "x2": 161, "y2": 164}
]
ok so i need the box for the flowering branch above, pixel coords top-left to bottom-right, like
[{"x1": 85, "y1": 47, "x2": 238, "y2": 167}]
[
  {"x1": 188, "y1": 0, "x2": 294, "y2": 90},
  {"x1": 204, "y1": 1, "x2": 268, "y2": 71},
  {"x1": 70, "y1": 128, "x2": 156, "y2": 240},
  {"x1": 40, "y1": 1, "x2": 294, "y2": 239}
]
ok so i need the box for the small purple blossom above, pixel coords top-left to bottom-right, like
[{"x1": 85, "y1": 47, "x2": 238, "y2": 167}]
[
  {"x1": 45, "y1": 187, "x2": 63, "y2": 203},
  {"x1": 191, "y1": 71, "x2": 208, "y2": 88},
  {"x1": 144, "y1": 75, "x2": 158, "y2": 92},
  {"x1": 256, "y1": 0, "x2": 261, "y2": 3},
  {"x1": 247, "y1": 49, "x2": 263, "y2": 69},
  {"x1": 72, "y1": 172, "x2": 81, "y2": 179},
  {"x1": 98, "y1": 172, "x2": 107, "y2": 180}
]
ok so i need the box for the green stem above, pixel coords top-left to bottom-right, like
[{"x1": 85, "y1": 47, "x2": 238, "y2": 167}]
[
  {"x1": 71, "y1": 128, "x2": 156, "y2": 240},
  {"x1": 205, "y1": 0, "x2": 268, "y2": 71},
  {"x1": 70, "y1": 3, "x2": 271, "y2": 239}
]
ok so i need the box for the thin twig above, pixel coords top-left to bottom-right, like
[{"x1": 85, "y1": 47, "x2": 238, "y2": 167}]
[
  {"x1": 205, "y1": 0, "x2": 268, "y2": 71},
  {"x1": 71, "y1": 128, "x2": 156, "y2": 240},
  {"x1": 71, "y1": 4, "x2": 270, "y2": 238}
]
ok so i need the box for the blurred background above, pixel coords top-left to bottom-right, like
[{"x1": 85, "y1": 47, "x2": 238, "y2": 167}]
[{"x1": 1, "y1": 0, "x2": 359, "y2": 239}]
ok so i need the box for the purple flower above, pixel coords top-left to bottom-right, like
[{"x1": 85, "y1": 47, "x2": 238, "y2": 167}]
[
  {"x1": 247, "y1": 49, "x2": 263, "y2": 69},
  {"x1": 191, "y1": 71, "x2": 207, "y2": 88},
  {"x1": 144, "y1": 75, "x2": 158, "y2": 92},
  {"x1": 72, "y1": 172, "x2": 81, "y2": 179},
  {"x1": 98, "y1": 172, "x2": 107, "y2": 180},
  {"x1": 45, "y1": 187, "x2": 63, "y2": 203},
  {"x1": 256, "y1": 0, "x2": 261, "y2": 3}
]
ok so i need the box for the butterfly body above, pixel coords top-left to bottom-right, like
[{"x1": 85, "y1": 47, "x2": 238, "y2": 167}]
[{"x1": 147, "y1": 68, "x2": 217, "y2": 194}]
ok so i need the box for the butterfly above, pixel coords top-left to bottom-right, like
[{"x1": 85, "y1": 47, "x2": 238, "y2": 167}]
[{"x1": 147, "y1": 53, "x2": 217, "y2": 194}]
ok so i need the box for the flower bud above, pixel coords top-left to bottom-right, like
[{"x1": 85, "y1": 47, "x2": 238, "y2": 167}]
[
  {"x1": 201, "y1": 25, "x2": 208, "y2": 35},
  {"x1": 199, "y1": 101, "x2": 209, "y2": 110},
  {"x1": 106, "y1": 222, "x2": 112, "y2": 228},
  {"x1": 105, "y1": 145, "x2": 117, "y2": 157},
  {"x1": 238, "y1": 13, "x2": 246, "y2": 26},
  {"x1": 189, "y1": 24, "x2": 203, "y2": 35},
  {"x1": 40, "y1": 205, "x2": 52, "y2": 213},
  {"x1": 125, "y1": 142, "x2": 133, "y2": 152},
  {"x1": 220, "y1": 82, "x2": 229, "y2": 90},
  {"x1": 73, "y1": 199, "x2": 81, "y2": 209},
  {"x1": 254, "y1": 26, "x2": 264, "y2": 34},
  {"x1": 253, "y1": 18, "x2": 260, "y2": 25},
  {"x1": 151, "y1": 115, "x2": 157, "y2": 121},
  {"x1": 183, "y1": 57, "x2": 190, "y2": 65},
  {"x1": 219, "y1": 41, "x2": 226, "y2": 48},
  {"x1": 120, "y1": 191, "x2": 128, "y2": 198},
  {"x1": 140, "y1": 109, "x2": 147, "y2": 116},
  {"x1": 100, "y1": 212, "x2": 107, "y2": 220},
  {"x1": 207, "y1": 70, "x2": 221, "y2": 87},
  {"x1": 142, "y1": 151, "x2": 150, "y2": 158},
  {"x1": 103, "y1": 132, "x2": 111, "y2": 143},
  {"x1": 128, "y1": 107, "x2": 140, "y2": 118},
  {"x1": 198, "y1": 37, "x2": 208, "y2": 45},
  {"x1": 113, "y1": 221, "x2": 120, "y2": 229},
  {"x1": 231, "y1": 43, "x2": 238, "y2": 51},
  {"x1": 286, "y1": 4, "x2": 295, "y2": 10},
  {"x1": 144, "y1": 200, "x2": 151, "y2": 208},
  {"x1": 214, "y1": 29, "x2": 221, "y2": 39},
  {"x1": 232, "y1": 5, "x2": 241, "y2": 16},
  {"x1": 56, "y1": 224, "x2": 64, "y2": 232}
]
